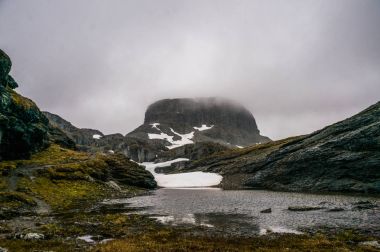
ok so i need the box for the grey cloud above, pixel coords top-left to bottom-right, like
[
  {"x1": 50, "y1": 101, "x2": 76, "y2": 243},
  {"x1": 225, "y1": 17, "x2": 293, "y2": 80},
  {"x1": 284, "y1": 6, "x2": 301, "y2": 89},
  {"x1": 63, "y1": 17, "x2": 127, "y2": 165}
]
[{"x1": 0, "y1": 0, "x2": 379, "y2": 139}]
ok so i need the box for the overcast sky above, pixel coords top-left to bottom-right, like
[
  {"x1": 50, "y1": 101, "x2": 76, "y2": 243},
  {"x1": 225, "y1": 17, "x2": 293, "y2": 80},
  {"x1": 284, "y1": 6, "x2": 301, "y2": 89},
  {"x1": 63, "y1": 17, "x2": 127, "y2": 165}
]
[{"x1": 0, "y1": 0, "x2": 379, "y2": 139}]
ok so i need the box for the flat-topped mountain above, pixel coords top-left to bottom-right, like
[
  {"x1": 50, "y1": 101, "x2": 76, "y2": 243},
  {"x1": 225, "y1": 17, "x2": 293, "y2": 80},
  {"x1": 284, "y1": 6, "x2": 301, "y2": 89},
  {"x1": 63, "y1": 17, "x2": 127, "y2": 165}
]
[{"x1": 128, "y1": 97, "x2": 270, "y2": 148}]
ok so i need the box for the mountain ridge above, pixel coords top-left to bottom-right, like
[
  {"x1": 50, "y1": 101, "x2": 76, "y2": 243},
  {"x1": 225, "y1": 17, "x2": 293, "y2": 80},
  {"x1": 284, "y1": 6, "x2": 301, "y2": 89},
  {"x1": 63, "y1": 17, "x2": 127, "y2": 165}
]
[{"x1": 181, "y1": 101, "x2": 380, "y2": 194}]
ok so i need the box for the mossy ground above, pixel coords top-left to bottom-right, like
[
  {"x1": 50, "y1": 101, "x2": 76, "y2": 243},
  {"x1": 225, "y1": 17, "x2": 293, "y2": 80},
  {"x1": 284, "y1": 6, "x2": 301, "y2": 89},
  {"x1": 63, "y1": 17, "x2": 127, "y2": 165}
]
[
  {"x1": 1, "y1": 144, "x2": 379, "y2": 251},
  {"x1": 93, "y1": 231, "x2": 379, "y2": 252},
  {"x1": 9, "y1": 88, "x2": 38, "y2": 110},
  {"x1": 1, "y1": 220, "x2": 378, "y2": 252},
  {"x1": 0, "y1": 144, "x2": 89, "y2": 172}
]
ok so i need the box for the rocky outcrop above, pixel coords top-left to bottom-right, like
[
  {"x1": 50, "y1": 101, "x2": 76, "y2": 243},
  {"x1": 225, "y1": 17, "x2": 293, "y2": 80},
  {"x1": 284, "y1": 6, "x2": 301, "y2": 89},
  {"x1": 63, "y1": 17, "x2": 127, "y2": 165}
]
[
  {"x1": 129, "y1": 97, "x2": 270, "y2": 147},
  {"x1": 43, "y1": 111, "x2": 104, "y2": 147},
  {"x1": 104, "y1": 153, "x2": 156, "y2": 189},
  {"x1": 0, "y1": 49, "x2": 77, "y2": 160},
  {"x1": 0, "y1": 88, "x2": 49, "y2": 160},
  {"x1": 0, "y1": 49, "x2": 18, "y2": 89},
  {"x1": 156, "y1": 142, "x2": 229, "y2": 163},
  {"x1": 187, "y1": 102, "x2": 380, "y2": 194},
  {"x1": 0, "y1": 49, "x2": 74, "y2": 161}
]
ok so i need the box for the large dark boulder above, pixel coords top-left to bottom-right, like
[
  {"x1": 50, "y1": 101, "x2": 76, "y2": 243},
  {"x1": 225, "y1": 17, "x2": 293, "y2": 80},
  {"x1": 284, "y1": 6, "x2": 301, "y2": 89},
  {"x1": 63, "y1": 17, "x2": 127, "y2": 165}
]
[{"x1": 104, "y1": 154, "x2": 157, "y2": 189}]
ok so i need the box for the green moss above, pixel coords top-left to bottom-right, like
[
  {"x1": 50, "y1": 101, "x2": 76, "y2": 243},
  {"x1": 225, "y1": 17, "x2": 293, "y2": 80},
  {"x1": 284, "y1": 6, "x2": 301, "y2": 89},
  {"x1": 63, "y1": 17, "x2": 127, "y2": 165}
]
[
  {"x1": 9, "y1": 88, "x2": 36, "y2": 110},
  {"x1": 18, "y1": 177, "x2": 106, "y2": 210},
  {"x1": 0, "y1": 191, "x2": 36, "y2": 211},
  {"x1": 0, "y1": 162, "x2": 17, "y2": 172},
  {"x1": 92, "y1": 231, "x2": 374, "y2": 252},
  {"x1": 0, "y1": 239, "x2": 77, "y2": 252},
  {"x1": 0, "y1": 177, "x2": 8, "y2": 190},
  {"x1": 23, "y1": 144, "x2": 89, "y2": 165},
  {"x1": 0, "y1": 144, "x2": 89, "y2": 172}
]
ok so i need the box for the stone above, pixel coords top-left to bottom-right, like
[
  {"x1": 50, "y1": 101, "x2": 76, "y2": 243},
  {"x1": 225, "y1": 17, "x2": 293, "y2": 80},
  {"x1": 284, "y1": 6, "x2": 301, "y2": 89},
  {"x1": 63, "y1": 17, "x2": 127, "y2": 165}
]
[
  {"x1": 352, "y1": 201, "x2": 377, "y2": 211},
  {"x1": 0, "y1": 49, "x2": 11, "y2": 85},
  {"x1": 288, "y1": 206, "x2": 325, "y2": 212},
  {"x1": 359, "y1": 241, "x2": 380, "y2": 249},
  {"x1": 260, "y1": 208, "x2": 272, "y2": 213},
  {"x1": 22, "y1": 233, "x2": 45, "y2": 240},
  {"x1": 105, "y1": 180, "x2": 122, "y2": 191},
  {"x1": 327, "y1": 208, "x2": 345, "y2": 212}
]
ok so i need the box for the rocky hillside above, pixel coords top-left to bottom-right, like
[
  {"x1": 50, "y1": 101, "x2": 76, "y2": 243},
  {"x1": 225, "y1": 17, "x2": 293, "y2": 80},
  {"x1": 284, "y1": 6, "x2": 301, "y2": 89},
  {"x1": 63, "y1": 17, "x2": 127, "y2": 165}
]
[
  {"x1": 43, "y1": 111, "x2": 105, "y2": 149},
  {"x1": 128, "y1": 97, "x2": 270, "y2": 148},
  {"x1": 0, "y1": 49, "x2": 74, "y2": 160},
  {"x1": 185, "y1": 102, "x2": 380, "y2": 194}
]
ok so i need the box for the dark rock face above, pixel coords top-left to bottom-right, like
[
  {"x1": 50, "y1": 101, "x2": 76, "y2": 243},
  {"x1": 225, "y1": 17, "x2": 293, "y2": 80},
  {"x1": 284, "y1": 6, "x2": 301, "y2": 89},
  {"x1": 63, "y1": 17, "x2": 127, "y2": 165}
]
[
  {"x1": 0, "y1": 49, "x2": 18, "y2": 89},
  {"x1": 43, "y1": 111, "x2": 103, "y2": 147},
  {"x1": 156, "y1": 142, "x2": 229, "y2": 163},
  {"x1": 0, "y1": 50, "x2": 74, "y2": 160},
  {"x1": 188, "y1": 102, "x2": 380, "y2": 194},
  {"x1": 138, "y1": 97, "x2": 270, "y2": 146},
  {"x1": 0, "y1": 50, "x2": 50, "y2": 160},
  {"x1": 104, "y1": 154, "x2": 157, "y2": 189}
]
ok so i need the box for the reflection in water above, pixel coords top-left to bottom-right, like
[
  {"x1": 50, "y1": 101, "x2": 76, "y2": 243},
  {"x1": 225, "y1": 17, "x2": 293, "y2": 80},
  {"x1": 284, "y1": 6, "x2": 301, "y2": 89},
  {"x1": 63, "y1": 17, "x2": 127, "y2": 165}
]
[{"x1": 104, "y1": 188, "x2": 380, "y2": 236}]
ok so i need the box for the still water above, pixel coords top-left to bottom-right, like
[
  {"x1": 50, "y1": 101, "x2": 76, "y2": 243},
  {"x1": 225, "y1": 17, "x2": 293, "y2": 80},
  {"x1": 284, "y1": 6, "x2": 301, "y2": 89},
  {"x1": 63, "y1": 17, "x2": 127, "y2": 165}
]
[{"x1": 103, "y1": 188, "x2": 380, "y2": 236}]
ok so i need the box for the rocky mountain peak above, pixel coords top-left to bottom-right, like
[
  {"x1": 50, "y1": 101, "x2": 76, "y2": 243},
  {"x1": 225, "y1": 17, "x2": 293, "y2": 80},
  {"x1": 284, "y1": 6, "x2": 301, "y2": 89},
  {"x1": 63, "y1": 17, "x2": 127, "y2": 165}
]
[
  {"x1": 144, "y1": 97, "x2": 260, "y2": 134},
  {"x1": 129, "y1": 97, "x2": 270, "y2": 148}
]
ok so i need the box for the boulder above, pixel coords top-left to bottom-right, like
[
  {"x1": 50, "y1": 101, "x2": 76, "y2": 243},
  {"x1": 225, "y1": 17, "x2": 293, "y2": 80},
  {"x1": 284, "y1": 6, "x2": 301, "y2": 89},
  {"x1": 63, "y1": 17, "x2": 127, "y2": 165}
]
[
  {"x1": 22, "y1": 233, "x2": 45, "y2": 240},
  {"x1": 288, "y1": 206, "x2": 325, "y2": 211},
  {"x1": 260, "y1": 208, "x2": 272, "y2": 213}
]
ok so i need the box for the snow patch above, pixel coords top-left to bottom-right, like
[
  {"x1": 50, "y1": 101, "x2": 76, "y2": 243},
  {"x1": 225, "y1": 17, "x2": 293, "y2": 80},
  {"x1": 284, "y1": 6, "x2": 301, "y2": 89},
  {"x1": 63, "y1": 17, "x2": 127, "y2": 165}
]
[
  {"x1": 93, "y1": 134, "x2": 102, "y2": 140},
  {"x1": 152, "y1": 214, "x2": 214, "y2": 227},
  {"x1": 167, "y1": 128, "x2": 194, "y2": 149},
  {"x1": 77, "y1": 235, "x2": 95, "y2": 243},
  {"x1": 236, "y1": 145, "x2": 243, "y2": 148},
  {"x1": 147, "y1": 126, "x2": 195, "y2": 149},
  {"x1": 260, "y1": 226, "x2": 303, "y2": 235},
  {"x1": 141, "y1": 159, "x2": 222, "y2": 188},
  {"x1": 150, "y1": 123, "x2": 160, "y2": 130},
  {"x1": 194, "y1": 124, "x2": 214, "y2": 131},
  {"x1": 148, "y1": 132, "x2": 174, "y2": 142}
]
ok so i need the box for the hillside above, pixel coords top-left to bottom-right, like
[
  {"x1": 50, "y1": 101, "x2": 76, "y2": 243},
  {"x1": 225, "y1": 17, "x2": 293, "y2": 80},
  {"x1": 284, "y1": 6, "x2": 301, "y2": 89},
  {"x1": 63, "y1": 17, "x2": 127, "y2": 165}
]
[{"x1": 185, "y1": 102, "x2": 380, "y2": 194}]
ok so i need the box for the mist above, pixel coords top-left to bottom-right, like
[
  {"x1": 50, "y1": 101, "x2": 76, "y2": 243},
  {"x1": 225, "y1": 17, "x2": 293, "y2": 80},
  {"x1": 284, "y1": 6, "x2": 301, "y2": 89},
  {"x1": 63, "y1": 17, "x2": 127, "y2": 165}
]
[{"x1": 0, "y1": 0, "x2": 379, "y2": 139}]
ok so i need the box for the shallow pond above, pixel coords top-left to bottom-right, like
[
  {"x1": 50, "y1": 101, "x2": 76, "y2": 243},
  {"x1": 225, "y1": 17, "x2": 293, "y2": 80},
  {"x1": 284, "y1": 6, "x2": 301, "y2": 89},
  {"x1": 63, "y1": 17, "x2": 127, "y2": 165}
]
[{"x1": 103, "y1": 188, "x2": 380, "y2": 236}]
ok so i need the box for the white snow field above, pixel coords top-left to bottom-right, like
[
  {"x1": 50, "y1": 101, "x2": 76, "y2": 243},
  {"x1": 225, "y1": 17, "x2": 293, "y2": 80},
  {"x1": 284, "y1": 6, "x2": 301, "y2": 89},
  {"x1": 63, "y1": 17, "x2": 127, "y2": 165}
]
[
  {"x1": 92, "y1": 134, "x2": 102, "y2": 139},
  {"x1": 147, "y1": 123, "x2": 195, "y2": 149},
  {"x1": 141, "y1": 159, "x2": 222, "y2": 188},
  {"x1": 193, "y1": 124, "x2": 214, "y2": 131}
]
